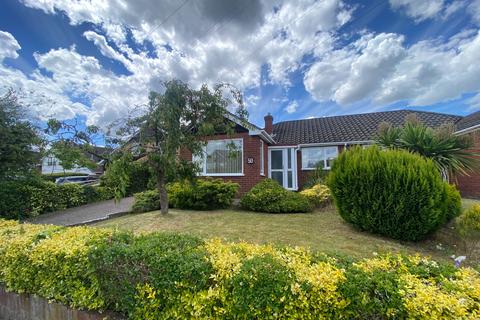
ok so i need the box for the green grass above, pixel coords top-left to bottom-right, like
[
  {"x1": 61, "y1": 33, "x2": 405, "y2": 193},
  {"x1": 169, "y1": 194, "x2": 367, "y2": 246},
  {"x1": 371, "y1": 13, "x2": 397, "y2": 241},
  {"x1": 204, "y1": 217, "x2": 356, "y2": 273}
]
[{"x1": 94, "y1": 199, "x2": 480, "y2": 265}]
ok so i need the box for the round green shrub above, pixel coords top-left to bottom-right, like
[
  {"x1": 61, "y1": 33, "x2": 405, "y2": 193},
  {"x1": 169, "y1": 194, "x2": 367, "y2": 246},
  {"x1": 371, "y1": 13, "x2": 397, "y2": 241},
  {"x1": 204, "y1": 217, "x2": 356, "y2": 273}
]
[
  {"x1": 327, "y1": 146, "x2": 457, "y2": 241},
  {"x1": 132, "y1": 178, "x2": 239, "y2": 213},
  {"x1": 168, "y1": 178, "x2": 239, "y2": 210},
  {"x1": 240, "y1": 179, "x2": 313, "y2": 213},
  {"x1": 132, "y1": 190, "x2": 160, "y2": 213}
]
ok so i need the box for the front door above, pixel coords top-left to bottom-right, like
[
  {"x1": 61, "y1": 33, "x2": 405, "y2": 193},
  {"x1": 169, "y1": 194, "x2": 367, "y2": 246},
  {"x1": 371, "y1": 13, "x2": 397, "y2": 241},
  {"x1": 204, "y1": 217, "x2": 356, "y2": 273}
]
[{"x1": 269, "y1": 148, "x2": 297, "y2": 190}]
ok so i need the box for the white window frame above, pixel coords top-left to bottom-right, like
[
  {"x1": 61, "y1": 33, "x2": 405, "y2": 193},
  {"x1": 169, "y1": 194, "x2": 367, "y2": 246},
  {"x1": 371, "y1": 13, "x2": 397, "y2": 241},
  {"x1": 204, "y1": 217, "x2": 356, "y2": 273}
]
[
  {"x1": 194, "y1": 138, "x2": 244, "y2": 177},
  {"x1": 260, "y1": 140, "x2": 265, "y2": 176},
  {"x1": 301, "y1": 146, "x2": 338, "y2": 170}
]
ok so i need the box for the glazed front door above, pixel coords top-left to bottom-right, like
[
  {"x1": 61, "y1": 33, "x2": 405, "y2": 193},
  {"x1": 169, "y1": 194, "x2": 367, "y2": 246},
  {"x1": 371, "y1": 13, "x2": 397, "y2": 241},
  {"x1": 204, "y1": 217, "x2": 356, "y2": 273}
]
[{"x1": 269, "y1": 148, "x2": 296, "y2": 190}]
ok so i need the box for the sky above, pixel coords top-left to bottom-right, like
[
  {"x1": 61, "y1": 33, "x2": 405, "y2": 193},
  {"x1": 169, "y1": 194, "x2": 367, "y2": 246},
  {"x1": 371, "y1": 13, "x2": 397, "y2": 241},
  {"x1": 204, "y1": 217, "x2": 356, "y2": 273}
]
[{"x1": 0, "y1": 0, "x2": 480, "y2": 129}]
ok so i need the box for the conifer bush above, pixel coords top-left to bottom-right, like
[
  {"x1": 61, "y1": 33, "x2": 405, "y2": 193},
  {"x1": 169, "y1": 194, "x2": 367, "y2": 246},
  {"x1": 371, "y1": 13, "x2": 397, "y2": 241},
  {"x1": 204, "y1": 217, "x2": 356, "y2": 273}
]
[{"x1": 328, "y1": 146, "x2": 459, "y2": 241}]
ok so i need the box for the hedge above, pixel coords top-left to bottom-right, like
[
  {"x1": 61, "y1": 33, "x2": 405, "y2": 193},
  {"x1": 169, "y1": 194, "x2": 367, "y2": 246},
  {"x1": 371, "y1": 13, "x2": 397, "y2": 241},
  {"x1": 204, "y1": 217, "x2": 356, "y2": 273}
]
[
  {"x1": 0, "y1": 219, "x2": 479, "y2": 319},
  {"x1": 0, "y1": 179, "x2": 114, "y2": 219},
  {"x1": 132, "y1": 178, "x2": 239, "y2": 213},
  {"x1": 240, "y1": 179, "x2": 313, "y2": 213},
  {"x1": 328, "y1": 146, "x2": 462, "y2": 241}
]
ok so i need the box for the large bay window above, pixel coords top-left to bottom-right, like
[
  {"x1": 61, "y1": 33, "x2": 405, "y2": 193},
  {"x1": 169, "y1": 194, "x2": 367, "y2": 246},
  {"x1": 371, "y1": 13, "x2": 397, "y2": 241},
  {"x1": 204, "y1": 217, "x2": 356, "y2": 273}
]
[
  {"x1": 194, "y1": 139, "x2": 243, "y2": 176},
  {"x1": 301, "y1": 146, "x2": 338, "y2": 170}
]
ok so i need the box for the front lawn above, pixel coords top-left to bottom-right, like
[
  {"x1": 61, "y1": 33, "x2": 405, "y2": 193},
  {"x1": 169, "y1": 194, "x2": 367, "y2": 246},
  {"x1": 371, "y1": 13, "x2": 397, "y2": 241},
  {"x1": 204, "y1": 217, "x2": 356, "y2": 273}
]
[{"x1": 94, "y1": 199, "x2": 480, "y2": 265}]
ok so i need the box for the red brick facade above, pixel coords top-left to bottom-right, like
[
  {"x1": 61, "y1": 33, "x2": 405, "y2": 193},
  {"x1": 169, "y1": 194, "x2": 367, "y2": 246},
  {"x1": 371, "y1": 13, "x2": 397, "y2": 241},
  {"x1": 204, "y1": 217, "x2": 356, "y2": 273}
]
[
  {"x1": 179, "y1": 132, "x2": 268, "y2": 195},
  {"x1": 455, "y1": 130, "x2": 480, "y2": 198}
]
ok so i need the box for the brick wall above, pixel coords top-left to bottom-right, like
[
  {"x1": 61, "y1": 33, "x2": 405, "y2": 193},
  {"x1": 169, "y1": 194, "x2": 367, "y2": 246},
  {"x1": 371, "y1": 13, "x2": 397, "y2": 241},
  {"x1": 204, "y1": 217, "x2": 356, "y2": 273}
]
[
  {"x1": 180, "y1": 132, "x2": 268, "y2": 195},
  {"x1": 455, "y1": 130, "x2": 480, "y2": 199}
]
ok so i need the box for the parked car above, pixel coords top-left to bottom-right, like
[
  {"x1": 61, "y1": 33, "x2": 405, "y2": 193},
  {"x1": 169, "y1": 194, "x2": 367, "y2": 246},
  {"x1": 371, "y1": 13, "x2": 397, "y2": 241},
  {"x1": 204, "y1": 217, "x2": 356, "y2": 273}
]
[{"x1": 55, "y1": 175, "x2": 99, "y2": 186}]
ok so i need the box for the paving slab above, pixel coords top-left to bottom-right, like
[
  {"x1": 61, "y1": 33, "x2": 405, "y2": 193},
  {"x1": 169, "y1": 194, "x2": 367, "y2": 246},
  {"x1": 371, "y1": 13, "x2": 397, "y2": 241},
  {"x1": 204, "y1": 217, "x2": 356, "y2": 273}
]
[{"x1": 30, "y1": 197, "x2": 134, "y2": 226}]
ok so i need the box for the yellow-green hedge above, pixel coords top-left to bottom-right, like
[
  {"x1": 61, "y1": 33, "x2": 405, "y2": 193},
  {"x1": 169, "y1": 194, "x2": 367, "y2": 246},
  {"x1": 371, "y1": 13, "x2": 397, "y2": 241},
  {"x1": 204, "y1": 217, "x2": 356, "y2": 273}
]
[{"x1": 0, "y1": 219, "x2": 479, "y2": 319}]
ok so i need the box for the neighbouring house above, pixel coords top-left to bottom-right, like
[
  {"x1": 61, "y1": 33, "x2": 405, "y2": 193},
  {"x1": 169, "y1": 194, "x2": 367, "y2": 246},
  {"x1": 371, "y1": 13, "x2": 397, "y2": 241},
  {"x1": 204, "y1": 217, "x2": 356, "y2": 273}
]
[
  {"x1": 179, "y1": 109, "x2": 480, "y2": 198},
  {"x1": 41, "y1": 146, "x2": 110, "y2": 175}
]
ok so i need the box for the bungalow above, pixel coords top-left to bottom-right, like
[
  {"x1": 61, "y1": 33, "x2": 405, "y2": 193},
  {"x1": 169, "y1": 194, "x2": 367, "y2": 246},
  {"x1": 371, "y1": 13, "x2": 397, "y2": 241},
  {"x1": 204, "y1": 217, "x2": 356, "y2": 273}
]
[{"x1": 179, "y1": 109, "x2": 480, "y2": 198}]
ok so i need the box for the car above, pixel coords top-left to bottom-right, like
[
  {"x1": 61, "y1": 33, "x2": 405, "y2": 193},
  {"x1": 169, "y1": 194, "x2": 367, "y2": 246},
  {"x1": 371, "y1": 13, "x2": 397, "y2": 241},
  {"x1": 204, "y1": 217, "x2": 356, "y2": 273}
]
[{"x1": 55, "y1": 175, "x2": 99, "y2": 186}]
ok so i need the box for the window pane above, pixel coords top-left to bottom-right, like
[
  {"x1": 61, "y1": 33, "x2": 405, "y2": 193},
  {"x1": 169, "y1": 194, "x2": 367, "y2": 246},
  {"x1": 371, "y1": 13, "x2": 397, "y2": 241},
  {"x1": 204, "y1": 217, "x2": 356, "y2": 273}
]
[
  {"x1": 271, "y1": 171, "x2": 283, "y2": 186},
  {"x1": 271, "y1": 150, "x2": 283, "y2": 169},
  {"x1": 325, "y1": 147, "x2": 338, "y2": 168},
  {"x1": 301, "y1": 148, "x2": 325, "y2": 169},
  {"x1": 205, "y1": 140, "x2": 242, "y2": 174},
  {"x1": 287, "y1": 171, "x2": 293, "y2": 188}
]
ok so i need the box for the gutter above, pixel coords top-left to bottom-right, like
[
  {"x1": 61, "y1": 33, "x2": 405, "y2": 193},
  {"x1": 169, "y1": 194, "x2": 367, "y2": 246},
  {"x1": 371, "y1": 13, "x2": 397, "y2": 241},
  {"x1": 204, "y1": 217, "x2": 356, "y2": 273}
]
[
  {"x1": 454, "y1": 124, "x2": 480, "y2": 136},
  {"x1": 297, "y1": 140, "x2": 374, "y2": 148},
  {"x1": 249, "y1": 130, "x2": 276, "y2": 144}
]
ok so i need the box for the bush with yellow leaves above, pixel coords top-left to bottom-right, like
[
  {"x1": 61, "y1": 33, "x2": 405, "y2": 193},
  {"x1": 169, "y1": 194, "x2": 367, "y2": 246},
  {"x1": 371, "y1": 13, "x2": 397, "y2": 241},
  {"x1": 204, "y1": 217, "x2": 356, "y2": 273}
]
[
  {"x1": 300, "y1": 184, "x2": 332, "y2": 207},
  {"x1": 0, "y1": 219, "x2": 479, "y2": 319}
]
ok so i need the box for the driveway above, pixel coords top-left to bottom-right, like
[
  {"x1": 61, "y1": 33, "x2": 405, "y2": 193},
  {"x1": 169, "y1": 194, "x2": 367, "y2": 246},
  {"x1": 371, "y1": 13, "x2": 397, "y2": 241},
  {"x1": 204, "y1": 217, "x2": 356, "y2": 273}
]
[{"x1": 31, "y1": 197, "x2": 134, "y2": 226}]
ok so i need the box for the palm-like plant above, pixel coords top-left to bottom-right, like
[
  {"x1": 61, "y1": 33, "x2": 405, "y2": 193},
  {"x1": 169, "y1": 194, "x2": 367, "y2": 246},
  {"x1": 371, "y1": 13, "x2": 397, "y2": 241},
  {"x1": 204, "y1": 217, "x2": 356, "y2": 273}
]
[{"x1": 376, "y1": 116, "x2": 478, "y2": 181}]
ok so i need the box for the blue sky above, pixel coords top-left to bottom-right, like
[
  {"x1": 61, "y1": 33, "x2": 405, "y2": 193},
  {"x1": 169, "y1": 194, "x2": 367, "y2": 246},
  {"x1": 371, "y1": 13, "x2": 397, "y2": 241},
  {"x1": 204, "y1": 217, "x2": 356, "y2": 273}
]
[{"x1": 0, "y1": 0, "x2": 479, "y2": 129}]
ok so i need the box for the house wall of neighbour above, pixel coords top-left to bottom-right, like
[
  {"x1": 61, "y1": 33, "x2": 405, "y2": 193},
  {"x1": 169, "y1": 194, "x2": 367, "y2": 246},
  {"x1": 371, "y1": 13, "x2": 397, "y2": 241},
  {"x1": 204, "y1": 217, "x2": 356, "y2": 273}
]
[
  {"x1": 179, "y1": 132, "x2": 268, "y2": 195},
  {"x1": 41, "y1": 156, "x2": 94, "y2": 175},
  {"x1": 455, "y1": 130, "x2": 480, "y2": 198}
]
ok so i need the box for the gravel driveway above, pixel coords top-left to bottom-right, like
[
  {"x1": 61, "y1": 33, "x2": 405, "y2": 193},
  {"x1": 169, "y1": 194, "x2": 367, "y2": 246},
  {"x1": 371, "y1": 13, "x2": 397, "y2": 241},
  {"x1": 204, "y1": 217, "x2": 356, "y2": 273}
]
[{"x1": 31, "y1": 197, "x2": 134, "y2": 226}]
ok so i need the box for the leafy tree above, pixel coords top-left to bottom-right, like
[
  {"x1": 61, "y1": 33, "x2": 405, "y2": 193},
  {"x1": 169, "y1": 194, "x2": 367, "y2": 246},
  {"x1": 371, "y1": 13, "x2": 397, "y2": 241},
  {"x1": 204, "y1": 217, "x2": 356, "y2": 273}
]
[
  {"x1": 113, "y1": 80, "x2": 246, "y2": 214},
  {"x1": 376, "y1": 115, "x2": 478, "y2": 181},
  {"x1": 45, "y1": 118, "x2": 109, "y2": 174},
  {"x1": 0, "y1": 90, "x2": 43, "y2": 181}
]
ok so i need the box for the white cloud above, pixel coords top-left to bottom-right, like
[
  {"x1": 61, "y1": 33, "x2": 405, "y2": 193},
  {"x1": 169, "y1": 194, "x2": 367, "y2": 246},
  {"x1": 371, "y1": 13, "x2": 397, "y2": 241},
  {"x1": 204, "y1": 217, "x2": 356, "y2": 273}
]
[
  {"x1": 304, "y1": 30, "x2": 480, "y2": 108},
  {"x1": 468, "y1": 94, "x2": 480, "y2": 111},
  {"x1": 0, "y1": 31, "x2": 21, "y2": 60},
  {"x1": 469, "y1": 0, "x2": 480, "y2": 24},
  {"x1": 285, "y1": 100, "x2": 298, "y2": 113},
  {"x1": 389, "y1": 0, "x2": 445, "y2": 22},
  {"x1": 7, "y1": 0, "x2": 352, "y2": 126}
]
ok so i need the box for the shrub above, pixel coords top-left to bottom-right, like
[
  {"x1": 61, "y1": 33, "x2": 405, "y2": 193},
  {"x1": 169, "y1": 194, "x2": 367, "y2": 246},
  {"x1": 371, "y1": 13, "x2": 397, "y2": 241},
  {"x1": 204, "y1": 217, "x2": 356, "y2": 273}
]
[
  {"x1": 457, "y1": 204, "x2": 480, "y2": 256},
  {"x1": 300, "y1": 184, "x2": 332, "y2": 207},
  {"x1": 240, "y1": 179, "x2": 313, "y2": 213},
  {"x1": 132, "y1": 179, "x2": 239, "y2": 213},
  {"x1": 0, "y1": 179, "x2": 114, "y2": 219},
  {"x1": 444, "y1": 183, "x2": 462, "y2": 222},
  {"x1": 328, "y1": 146, "x2": 457, "y2": 241},
  {"x1": 90, "y1": 232, "x2": 212, "y2": 318},
  {"x1": 168, "y1": 178, "x2": 239, "y2": 210},
  {"x1": 0, "y1": 179, "x2": 34, "y2": 219},
  {"x1": 303, "y1": 163, "x2": 330, "y2": 189},
  {"x1": 132, "y1": 190, "x2": 160, "y2": 213},
  {"x1": 1, "y1": 220, "x2": 479, "y2": 319}
]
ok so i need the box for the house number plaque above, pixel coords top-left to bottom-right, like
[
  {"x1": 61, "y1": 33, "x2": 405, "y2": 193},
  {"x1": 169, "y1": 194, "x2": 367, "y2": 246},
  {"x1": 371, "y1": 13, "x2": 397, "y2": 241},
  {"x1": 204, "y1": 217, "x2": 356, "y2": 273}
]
[{"x1": 247, "y1": 157, "x2": 254, "y2": 164}]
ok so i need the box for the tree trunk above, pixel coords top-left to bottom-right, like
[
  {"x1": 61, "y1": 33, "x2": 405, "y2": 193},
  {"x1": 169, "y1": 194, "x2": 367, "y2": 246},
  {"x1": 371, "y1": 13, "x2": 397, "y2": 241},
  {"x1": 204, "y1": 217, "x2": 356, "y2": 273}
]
[{"x1": 157, "y1": 171, "x2": 169, "y2": 214}]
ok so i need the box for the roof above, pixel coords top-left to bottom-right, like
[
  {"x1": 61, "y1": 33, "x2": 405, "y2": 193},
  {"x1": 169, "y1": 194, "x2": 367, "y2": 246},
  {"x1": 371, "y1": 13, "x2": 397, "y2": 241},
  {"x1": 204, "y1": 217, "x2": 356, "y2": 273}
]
[
  {"x1": 272, "y1": 110, "x2": 462, "y2": 145},
  {"x1": 455, "y1": 111, "x2": 480, "y2": 132}
]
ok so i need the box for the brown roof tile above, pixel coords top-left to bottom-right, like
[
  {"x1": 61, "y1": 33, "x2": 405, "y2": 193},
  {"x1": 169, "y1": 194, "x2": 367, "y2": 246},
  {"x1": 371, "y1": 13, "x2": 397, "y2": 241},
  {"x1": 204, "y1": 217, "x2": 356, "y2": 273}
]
[{"x1": 272, "y1": 110, "x2": 462, "y2": 145}]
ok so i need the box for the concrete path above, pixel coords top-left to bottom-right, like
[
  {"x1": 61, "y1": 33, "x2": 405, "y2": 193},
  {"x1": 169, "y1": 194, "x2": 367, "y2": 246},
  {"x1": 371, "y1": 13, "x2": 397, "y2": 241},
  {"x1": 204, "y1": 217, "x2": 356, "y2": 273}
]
[{"x1": 31, "y1": 197, "x2": 134, "y2": 226}]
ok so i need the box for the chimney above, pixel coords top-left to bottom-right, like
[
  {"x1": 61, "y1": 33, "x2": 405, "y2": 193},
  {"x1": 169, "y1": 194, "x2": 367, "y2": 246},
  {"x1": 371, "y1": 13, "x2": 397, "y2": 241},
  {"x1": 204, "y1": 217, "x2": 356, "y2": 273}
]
[{"x1": 264, "y1": 113, "x2": 273, "y2": 134}]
